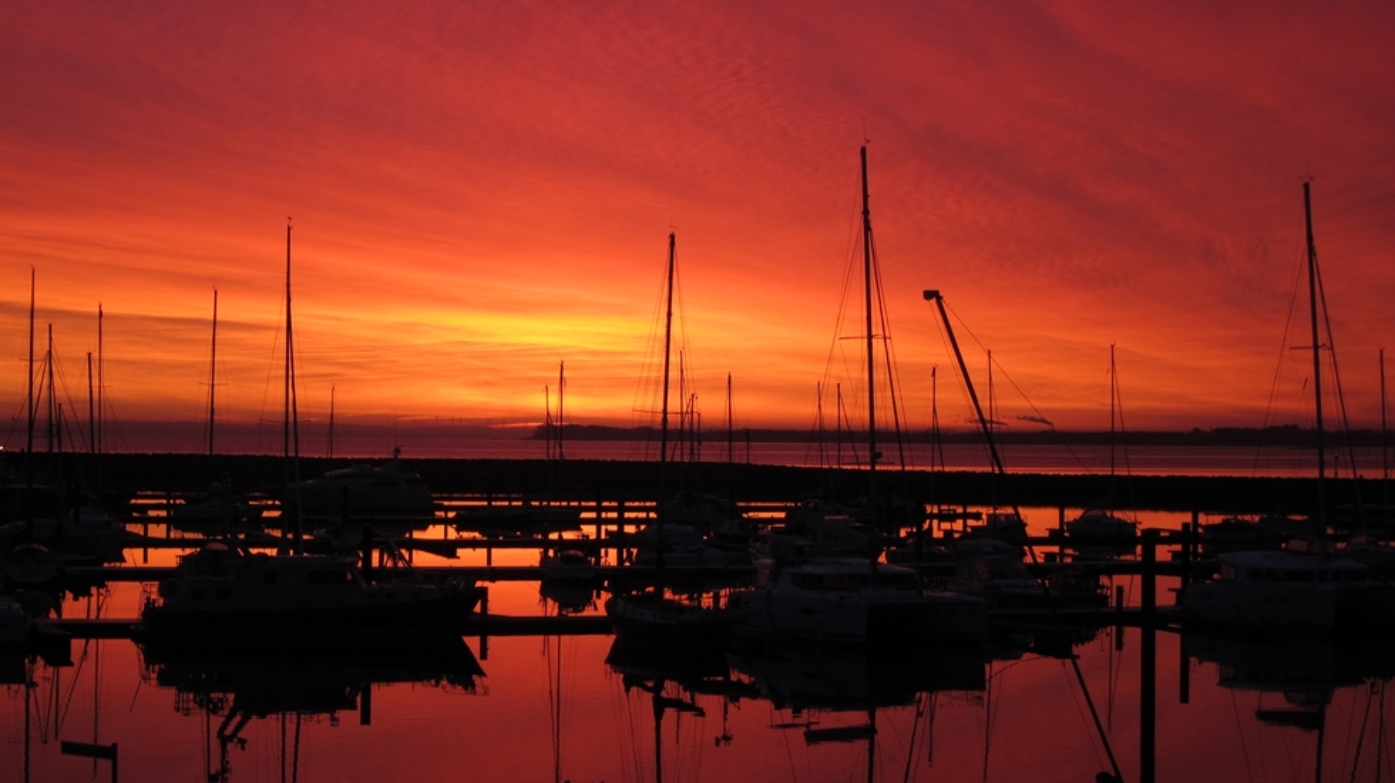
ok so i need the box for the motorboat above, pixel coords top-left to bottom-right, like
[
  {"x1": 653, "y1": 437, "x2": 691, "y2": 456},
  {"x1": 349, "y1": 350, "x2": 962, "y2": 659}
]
[
  {"x1": 285, "y1": 454, "x2": 436, "y2": 522},
  {"x1": 540, "y1": 549, "x2": 594, "y2": 583},
  {"x1": 733, "y1": 558, "x2": 987, "y2": 647},
  {"x1": 949, "y1": 555, "x2": 1050, "y2": 611},
  {"x1": 1182, "y1": 550, "x2": 1395, "y2": 633},
  {"x1": 1065, "y1": 508, "x2": 1137, "y2": 542},
  {"x1": 605, "y1": 589, "x2": 757, "y2": 649}
]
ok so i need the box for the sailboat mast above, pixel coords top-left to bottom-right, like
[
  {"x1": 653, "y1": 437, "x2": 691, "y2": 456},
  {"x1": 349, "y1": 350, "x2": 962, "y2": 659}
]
[
  {"x1": 285, "y1": 219, "x2": 303, "y2": 551},
  {"x1": 1382, "y1": 348, "x2": 1389, "y2": 513},
  {"x1": 26, "y1": 269, "x2": 35, "y2": 458},
  {"x1": 658, "y1": 232, "x2": 675, "y2": 501},
  {"x1": 97, "y1": 304, "x2": 103, "y2": 457},
  {"x1": 558, "y1": 361, "x2": 565, "y2": 461},
  {"x1": 45, "y1": 325, "x2": 54, "y2": 455},
  {"x1": 1303, "y1": 183, "x2": 1326, "y2": 524},
  {"x1": 726, "y1": 372, "x2": 733, "y2": 465},
  {"x1": 861, "y1": 146, "x2": 877, "y2": 504},
  {"x1": 1109, "y1": 343, "x2": 1116, "y2": 495},
  {"x1": 87, "y1": 353, "x2": 94, "y2": 456},
  {"x1": 208, "y1": 288, "x2": 218, "y2": 460},
  {"x1": 327, "y1": 384, "x2": 335, "y2": 458}
]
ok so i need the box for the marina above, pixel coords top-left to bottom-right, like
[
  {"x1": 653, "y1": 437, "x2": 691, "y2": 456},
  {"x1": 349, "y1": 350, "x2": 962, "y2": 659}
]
[{"x1": 5, "y1": 6, "x2": 1394, "y2": 779}]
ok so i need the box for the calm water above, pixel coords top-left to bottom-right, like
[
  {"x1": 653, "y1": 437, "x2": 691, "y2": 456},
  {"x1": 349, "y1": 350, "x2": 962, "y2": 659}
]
[{"x1": 5, "y1": 516, "x2": 1395, "y2": 782}]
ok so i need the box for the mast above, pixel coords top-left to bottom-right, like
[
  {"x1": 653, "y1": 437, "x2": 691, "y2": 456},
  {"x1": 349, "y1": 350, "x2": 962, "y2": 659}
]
[
  {"x1": 285, "y1": 219, "x2": 302, "y2": 552},
  {"x1": 1382, "y1": 348, "x2": 1389, "y2": 515},
  {"x1": 45, "y1": 325, "x2": 54, "y2": 455},
  {"x1": 726, "y1": 372, "x2": 733, "y2": 465},
  {"x1": 26, "y1": 269, "x2": 34, "y2": 458},
  {"x1": 1303, "y1": 183, "x2": 1325, "y2": 526},
  {"x1": 97, "y1": 304, "x2": 103, "y2": 457},
  {"x1": 860, "y1": 146, "x2": 877, "y2": 506},
  {"x1": 327, "y1": 384, "x2": 335, "y2": 459},
  {"x1": 1109, "y1": 343, "x2": 1116, "y2": 497},
  {"x1": 658, "y1": 232, "x2": 675, "y2": 503},
  {"x1": 558, "y1": 361, "x2": 565, "y2": 461},
  {"x1": 87, "y1": 353, "x2": 94, "y2": 455},
  {"x1": 207, "y1": 288, "x2": 218, "y2": 460}
]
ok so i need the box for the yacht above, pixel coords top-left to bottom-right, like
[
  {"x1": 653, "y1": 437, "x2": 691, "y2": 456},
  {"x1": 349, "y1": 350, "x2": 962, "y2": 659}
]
[
  {"x1": 733, "y1": 559, "x2": 987, "y2": 647},
  {"x1": 285, "y1": 454, "x2": 436, "y2": 522},
  {"x1": 1182, "y1": 550, "x2": 1395, "y2": 632}
]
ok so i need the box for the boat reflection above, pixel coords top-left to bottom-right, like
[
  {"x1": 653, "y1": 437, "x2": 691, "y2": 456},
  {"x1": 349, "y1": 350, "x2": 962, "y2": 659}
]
[
  {"x1": 141, "y1": 635, "x2": 484, "y2": 782},
  {"x1": 1184, "y1": 629, "x2": 1395, "y2": 778}
]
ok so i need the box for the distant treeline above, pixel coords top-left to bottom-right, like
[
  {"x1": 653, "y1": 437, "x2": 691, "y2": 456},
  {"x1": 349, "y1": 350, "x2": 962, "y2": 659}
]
[{"x1": 534, "y1": 423, "x2": 1391, "y2": 448}]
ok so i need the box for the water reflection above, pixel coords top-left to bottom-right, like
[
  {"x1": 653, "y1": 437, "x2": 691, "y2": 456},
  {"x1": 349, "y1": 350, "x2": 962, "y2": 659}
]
[
  {"x1": 1183, "y1": 630, "x2": 1395, "y2": 781},
  {"x1": 142, "y1": 635, "x2": 484, "y2": 781}
]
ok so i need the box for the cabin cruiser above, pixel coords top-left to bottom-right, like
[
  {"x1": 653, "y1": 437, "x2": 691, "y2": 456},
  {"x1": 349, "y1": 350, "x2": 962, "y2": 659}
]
[
  {"x1": 949, "y1": 555, "x2": 1050, "y2": 611},
  {"x1": 1065, "y1": 508, "x2": 1137, "y2": 542},
  {"x1": 284, "y1": 453, "x2": 436, "y2": 522},
  {"x1": 139, "y1": 542, "x2": 483, "y2": 644},
  {"x1": 1182, "y1": 550, "x2": 1395, "y2": 633},
  {"x1": 540, "y1": 549, "x2": 594, "y2": 583},
  {"x1": 732, "y1": 558, "x2": 987, "y2": 647},
  {"x1": 605, "y1": 589, "x2": 757, "y2": 649}
]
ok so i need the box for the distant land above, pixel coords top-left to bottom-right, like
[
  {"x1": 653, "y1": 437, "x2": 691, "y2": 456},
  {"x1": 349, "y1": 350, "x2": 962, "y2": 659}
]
[
  {"x1": 6, "y1": 419, "x2": 1388, "y2": 457},
  {"x1": 533, "y1": 424, "x2": 1392, "y2": 448}
]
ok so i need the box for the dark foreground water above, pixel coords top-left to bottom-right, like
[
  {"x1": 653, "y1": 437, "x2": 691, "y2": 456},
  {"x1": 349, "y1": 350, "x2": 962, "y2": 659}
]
[{"x1": 5, "y1": 510, "x2": 1395, "y2": 782}]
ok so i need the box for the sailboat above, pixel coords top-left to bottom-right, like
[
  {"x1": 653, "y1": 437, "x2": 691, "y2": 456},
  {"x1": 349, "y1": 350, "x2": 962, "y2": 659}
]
[
  {"x1": 733, "y1": 148, "x2": 987, "y2": 648},
  {"x1": 140, "y1": 224, "x2": 485, "y2": 648},
  {"x1": 605, "y1": 233, "x2": 755, "y2": 648},
  {"x1": 1064, "y1": 345, "x2": 1138, "y2": 550},
  {"x1": 1182, "y1": 184, "x2": 1395, "y2": 633}
]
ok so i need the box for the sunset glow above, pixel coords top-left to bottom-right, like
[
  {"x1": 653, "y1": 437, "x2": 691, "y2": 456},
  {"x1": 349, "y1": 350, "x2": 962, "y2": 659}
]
[{"x1": 3, "y1": 1, "x2": 1393, "y2": 449}]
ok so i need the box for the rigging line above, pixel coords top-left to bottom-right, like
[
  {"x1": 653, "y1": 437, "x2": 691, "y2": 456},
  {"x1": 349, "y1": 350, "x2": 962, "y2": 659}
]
[
  {"x1": 928, "y1": 309, "x2": 988, "y2": 464},
  {"x1": 1255, "y1": 239, "x2": 1309, "y2": 476},
  {"x1": 1229, "y1": 688, "x2": 1257, "y2": 782},
  {"x1": 903, "y1": 695, "x2": 927, "y2": 783},
  {"x1": 821, "y1": 180, "x2": 870, "y2": 418},
  {"x1": 869, "y1": 233, "x2": 913, "y2": 474},
  {"x1": 1316, "y1": 256, "x2": 1365, "y2": 492},
  {"x1": 1059, "y1": 660, "x2": 1108, "y2": 771},
  {"x1": 292, "y1": 713, "x2": 302, "y2": 783},
  {"x1": 1347, "y1": 684, "x2": 1378, "y2": 783},
  {"x1": 943, "y1": 298, "x2": 1092, "y2": 472},
  {"x1": 254, "y1": 295, "x2": 287, "y2": 457},
  {"x1": 1112, "y1": 356, "x2": 1139, "y2": 512}
]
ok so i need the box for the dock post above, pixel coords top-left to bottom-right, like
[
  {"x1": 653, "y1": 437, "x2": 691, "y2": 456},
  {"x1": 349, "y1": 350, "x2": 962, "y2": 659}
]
[
  {"x1": 479, "y1": 587, "x2": 490, "y2": 661},
  {"x1": 360, "y1": 683, "x2": 372, "y2": 726},
  {"x1": 1114, "y1": 585, "x2": 1125, "y2": 651},
  {"x1": 1140, "y1": 528, "x2": 1158, "y2": 783},
  {"x1": 360, "y1": 525, "x2": 373, "y2": 582}
]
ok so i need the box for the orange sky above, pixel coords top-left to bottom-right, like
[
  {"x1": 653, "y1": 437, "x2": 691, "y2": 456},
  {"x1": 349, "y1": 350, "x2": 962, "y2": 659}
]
[{"x1": 2, "y1": 1, "x2": 1393, "y2": 446}]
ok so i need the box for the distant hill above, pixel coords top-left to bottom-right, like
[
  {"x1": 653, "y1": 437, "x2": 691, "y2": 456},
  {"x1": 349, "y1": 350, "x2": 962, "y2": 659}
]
[{"x1": 533, "y1": 423, "x2": 1390, "y2": 448}]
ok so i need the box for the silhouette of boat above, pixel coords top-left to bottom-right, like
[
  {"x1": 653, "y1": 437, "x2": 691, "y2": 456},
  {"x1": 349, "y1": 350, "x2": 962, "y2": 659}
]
[
  {"x1": 284, "y1": 451, "x2": 437, "y2": 523},
  {"x1": 138, "y1": 542, "x2": 483, "y2": 649},
  {"x1": 734, "y1": 558, "x2": 986, "y2": 647}
]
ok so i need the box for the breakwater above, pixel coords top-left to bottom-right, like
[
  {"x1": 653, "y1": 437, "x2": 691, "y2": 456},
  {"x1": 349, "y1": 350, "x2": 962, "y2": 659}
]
[{"x1": 74, "y1": 452, "x2": 1376, "y2": 516}]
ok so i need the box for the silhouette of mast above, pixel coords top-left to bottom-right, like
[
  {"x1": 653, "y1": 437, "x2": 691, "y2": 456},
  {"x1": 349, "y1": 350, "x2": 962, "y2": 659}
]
[
  {"x1": 284, "y1": 219, "x2": 302, "y2": 552},
  {"x1": 206, "y1": 288, "x2": 218, "y2": 460},
  {"x1": 26, "y1": 269, "x2": 35, "y2": 460},
  {"x1": 658, "y1": 232, "x2": 675, "y2": 503},
  {"x1": 1303, "y1": 183, "x2": 1326, "y2": 526},
  {"x1": 860, "y1": 146, "x2": 877, "y2": 507}
]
